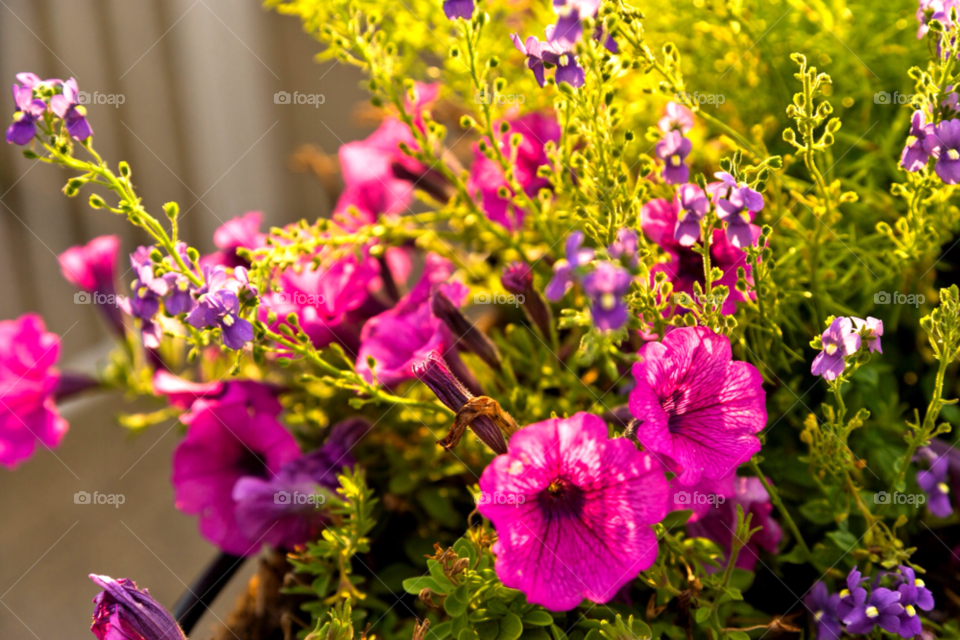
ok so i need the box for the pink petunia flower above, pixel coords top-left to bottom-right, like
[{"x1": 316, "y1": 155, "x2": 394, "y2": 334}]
[
  {"x1": 59, "y1": 235, "x2": 124, "y2": 335},
  {"x1": 686, "y1": 476, "x2": 782, "y2": 571},
  {"x1": 200, "y1": 212, "x2": 267, "y2": 269},
  {"x1": 477, "y1": 412, "x2": 669, "y2": 611},
  {"x1": 658, "y1": 101, "x2": 695, "y2": 134},
  {"x1": 0, "y1": 314, "x2": 68, "y2": 468},
  {"x1": 641, "y1": 197, "x2": 757, "y2": 315},
  {"x1": 356, "y1": 253, "x2": 469, "y2": 387},
  {"x1": 171, "y1": 382, "x2": 300, "y2": 555},
  {"x1": 468, "y1": 113, "x2": 561, "y2": 231},
  {"x1": 628, "y1": 327, "x2": 767, "y2": 485}
]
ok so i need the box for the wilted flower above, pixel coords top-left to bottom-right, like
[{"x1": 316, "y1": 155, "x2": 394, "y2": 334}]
[
  {"x1": 89, "y1": 574, "x2": 186, "y2": 640},
  {"x1": 811, "y1": 317, "x2": 861, "y2": 381},
  {"x1": 477, "y1": 412, "x2": 669, "y2": 611},
  {"x1": 629, "y1": 327, "x2": 767, "y2": 485},
  {"x1": 50, "y1": 78, "x2": 92, "y2": 141},
  {"x1": 6, "y1": 83, "x2": 46, "y2": 145},
  {"x1": 0, "y1": 314, "x2": 68, "y2": 468},
  {"x1": 655, "y1": 130, "x2": 691, "y2": 184}
]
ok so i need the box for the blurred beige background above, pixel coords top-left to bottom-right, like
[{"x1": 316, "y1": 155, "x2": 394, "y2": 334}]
[{"x1": 0, "y1": 1, "x2": 367, "y2": 637}]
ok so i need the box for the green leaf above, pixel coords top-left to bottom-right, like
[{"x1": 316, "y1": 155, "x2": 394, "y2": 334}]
[
  {"x1": 403, "y1": 576, "x2": 449, "y2": 595},
  {"x1": 694, "y1": 607, "x2": 712, "y2": 624},
  {"x1": 522, "y1": 628, "x2": 551, "y2": 640},
  {"x1": 429, "y1": 622, "x2": 453, "y2": 640},
  {"x1": 827, "y1": 530, "x2": 859, "y2": 554},
  {"x1": 522, "y1": 611, "x2": 555, "y2": 627},
  {"x1": 799, "y1": 499, "x2": 836, "y2": 525},
  {"x1": 418, "y1": 487, "x2": 462, "y2": 528},
  {"x1": 454, "y1": 539, "x2": 477, "y2": 566},
  {"x1": 445, "y1": 592, "x2": 468, "y2": 617},
  {"x1": 728, "y1": 632, "x2": 751, "y2": 640},
  {"x1": 427, "y1": 560, "x2": 456, "y2": 592},
  {"x1": 498, "y1": 612, "x2": 524, "y2": 640},
  {"x1": 660, "y1": 509, "x2": 694, "y2": 528},
  {"x1": 476, "y1": 620, "x2": 500, "y2": 640},
  {"x1": 459, "y1": 630, "x2": 480, "y2": 640},
  {"x1": 631, "y1": 620, "x2": 653, "y2": 640}
]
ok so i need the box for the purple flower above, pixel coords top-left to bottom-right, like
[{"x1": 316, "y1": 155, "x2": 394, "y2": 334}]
[
  {"x1": 686, "y1": 476, "x2": 782, "y2": 571},
  {"x1": 15, "y1": 73, "x2": 61, "y2": 89},
  {"x1": 59, "y1": 235, "x2": 124, "y2": 335},
  {"x1": 659, "y1": 101, "x2": 695, "y2": 134},
  {"x1": 511, "y1": 34, "x2": 549, "y2": 87},
  {"x1": 608, "y1": 228, "x2": 639, "y2": 266},
  {"x1": 836, "y1": 568, "x2": 868, "y2": 621},
  {"x1": 172, "y1": 383, "x2": 301, "y2": 555},
  {"x1": 6, "y1": 83, "x2": 46, "y2": 145},
  {"x1": 851, "y1": 316, "x2": 883, "y2": 354},
  {"x1": 655, "y1": 131, "x2": 691, "y2": 185},
  {"x1": 713, "y1": 172, "x2": 764, "y2": 248},
  {"x1": 843, "y1": 587, "x2": 904, "y2": 635},
  {"x1": 477, "y1": 412, "x2": 669, "y2": 611},
  {"x1": 502, "y1": 262, "x2": 533, "y2": 295},
  {"x1": 511, "y1": 29, "x2": 585, "y2": 89},
  {"x1": 582, "y1": 261, "x2": 632, "y2": 331},
  {"x1": 549, "y1": 0, "x2": 601, "y2": 48},
  {"x1": 50, "y1": 78, "x2": 92, "y2": 141},
  {"x1": 233, "y1": 419, "x2": 365, "y2": 549},
  {"x1": 89, "y1": 574, "x2": 187, "y2": 640},
  {"x1": 628, "y1": 326, "x2": 767, "y2": 485},
  {"x1": 545, "y1": 231, "x2": 594, "y2": 301},
  {"x1": 931, "y1": 119, "x2": 960, "y2": 184},
  {"x1": 901, "y1": 111, "x2": 939, "y2": 172},
  {"x1": 917, "y1": 452, "x2": 953, "y2": 517},
  {"x1": 186, "y1": 266, "x2": 254, "y2": 350},
  {"x1": 118, "y1": 248, "x2": 168, "y2": 348},
  {"x1": 674, "y1": 184, "x2": 710, "y2": 247},
  {"x1": 811, "y1": 317, "x2": 861, "y2": 381},
  {"x1": 443, "y1": 0, "x2": 474, "y2": 19},
  {"x1": 804, "y1": 582, "x2": 842, "y2": 640},
  {"x1": 895, "y1": 566, "x2": 935, "y2": 612}
]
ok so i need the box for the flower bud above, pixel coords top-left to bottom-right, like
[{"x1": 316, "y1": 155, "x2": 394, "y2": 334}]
[{"x1": 431, "y1": 290, "x2": 501, "y2": 371}]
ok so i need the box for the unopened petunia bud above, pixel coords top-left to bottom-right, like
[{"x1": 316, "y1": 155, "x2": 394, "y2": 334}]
[
  {"x1": 89, "y1": 574, "x2": 187, "y2": 640},
  {"x1": 431, "y1": 290, "x2": 502, "y2": 371},
  {"x1": 501, "y1": 262, "x2": 553, "y2": 341}
]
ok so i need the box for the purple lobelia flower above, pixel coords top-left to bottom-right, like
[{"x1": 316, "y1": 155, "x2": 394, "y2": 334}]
[
  {"x1": 843, "y1": 587, "x2": 904, "y2": 635},
  {"x1": 895, "y1": 565, "x2": 935, "y2": 614},
  {"x1": 674, "y1": 184, "x2": 710, "y2": 247},
  {"x1": 233, "y1": 418, "x2": 365, "y2": 549},
  {"x1": 582, "y1": 261, "x2": 632, "y2": 331},
  {"x1": 686, "y1": 476, "x2": 782, "y2": 571},
  {"x1": 917, "y1": 451, "x2": 953, "y2": 517},
  {"x1": 713, "y1": 172, "x2": 764, "y2": 248},
  {"x1": 512, "y1": 29, "x2": 585, "y2": 89},
  {"x1": 804, "y1": 582, "x2": 842, "y2": 640},
  {"x1": 901, "y1": 111, "x2": 939, "y2": 172},
  {"x1": 851, "y1": 316, "x2": 883, "y2": 354},
  {"x1": 811, "y1": 317, "x2": 861, "y2": 381},
  {"x1": 659, "y1": 101, "x2": 695, "y2": 134},
  {"x1": 477, "y1": 412, "x2": 669, "y2": 611},
  {"x1": 118, "y1": 248, "x2": 167, "y2": 348},
  {"x1": 628, "y1": 326, "x2": 767, "y2": 485},
  {"x1": 443, "y1": 0, "x2": 474, "y2": 19},
  {"x1": 186, "y1": 266, "x2": 254, "y2": 350},
  {"x1": 172, "y1": 383, "x2": 301, "y2": 555},
  {"x1": 608, "y1": 228, "x2": 639, "y2": 267},
  {"x1": 89, "y1": 574, "x2": 187, "y2": 640},
  {"x1": 932, "y1": 119, "x2": 960, "y2": 184},
  {"x1": 6, "y1": 83, "x2": 47, "y2": 145},
  {"x1": 50, "y1": 78, "x2": 92, "y2": 141},
  {"x1": 545, "y1": 231, "x2": 595, "y2": 301},
  {"x1": 511, "y1": 34, "x2": 549, "y2": 88},
  {"x1": 836, "y1": 567, "x2": 869, "y2": 621},
  {"x1": 549, "y1": 0, "x2": 601, "y2": 48},
  {"x1": 656, "y1": 130, "x2": 691, "y2": 185},
  {"x1": 59, "y1": 235, "x2": 124, "y2": 336}
]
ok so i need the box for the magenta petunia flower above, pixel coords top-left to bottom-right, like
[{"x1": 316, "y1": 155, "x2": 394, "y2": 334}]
[
  {"x1": 686, "y1": 476, "x2": 782, "y2": 571},
  {"x1": 667, "y1": 472, "x2": 735, "y2": 523},
  {"x1": 468, "y1": 113, "x2": 561, "y2": 231},
  {"x1": 477, "y1": 412, "x2": 669, "y2": 611},
  {"x1": 628, "y1": 327, "x2": 767, "y2": 485},
  {"x1": 811, "y1": 317, "x2": 860, "y2": 381},
  {"x1": 641, "y1": 197, "x2": 757, "y2": 315},
  {"x1": 0, "y1": 314, "x2": 68, "y2": 468},
  {"x1": 59, "y1": 235, "x2": 124, "y2": 335},
  {"x1": 356, "y1": 253, "x2": 468, "y2": 387},
  {"x1": 200, "y1": 212, "x2": 266, "y2": 269},
  {"x1": 90, "y1": 574, "x2": 186, "y2": 640},
  {"x1": 171, "y1": 383, "x2": 301, "y2": 555}
]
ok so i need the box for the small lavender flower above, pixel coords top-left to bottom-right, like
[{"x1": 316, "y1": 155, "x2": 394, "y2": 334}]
[
  {"x1": 836, "y1": 567, "x2": 869, "y2": 621},
  {"x1": 511, "y1": 29, "x2": 585, "y2": 89},
  {"x1": 186, "y1": 266, "x2": 254, "y2": 350},
  {"x1": 545, "y1": 231, "x2": 594, "y2": 301},
  {"x1": 917, "y1": 452, "x2": 953, "y2": 517},
  {"x1": 895, "y1": 566, "x2": 935, "y2": 612},
  {"x1": 901, "y1": 111, "x2": 939, "y2": 172},
  {"x1": 118, "y1": 248, "x2": 168, "y2": 348},
  {"x1": 89, "y1": 574, "x2": 187, "y2": 640},
  {"x1": 804, "y1": 582, "x2": 842, "y2": 640},
  {"x1": 811, "y1": 317, "x2": 861, "y2": 381},
  {"x1": 549, "y1": 0, "x2": 600, "y2": 48},
  {"x1": 511, "y1": 34, "x2": 548, "y2": 88},
  {"x1": 50, "y1": 78, "x2": 92, "y2": 141},
  {"x1": 659, "y1": 101, "x2": 695, "y2": 134},
  {"x1": 15, "y1": 73, "x2": 62, "y2": 89},
  {"x1": 582, "y1": 261, "x2": 632, "y2": 331},
  {"x1": 851, "y1": 316, "x2": 883, "y2": 353},
  {"x1": 608, "y1": 228, "x2": 639, "y2": 267},
  {"x1": 714, "y1": 171, "x2": 763, "y2": 248},
  {"x1": 443, "y1": 0, "x2": 474, "y2": 20},
  {"x1": 932, "y1": 119, "x2": 960, "y2": 184},
  {"x1": 674, "y1": 184, "x2": 709, "y2": 247},
  {"x1": 656, "y1": 130, "x2": 691, "y2": 185},
  {"x1": 6, "y1": 83, "x2": 46, "y2": 145},
  {"x1": 842, "y1": 587, "x2": 903, "y2": 635}
]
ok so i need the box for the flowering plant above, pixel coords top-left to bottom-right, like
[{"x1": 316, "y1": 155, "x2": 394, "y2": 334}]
[{"x1": 5, "y1": 0, "x2": 960, "y2": 639}]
